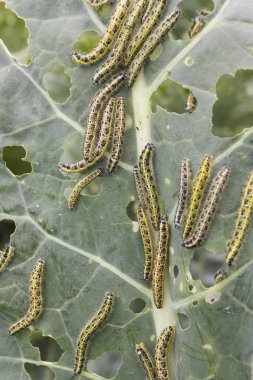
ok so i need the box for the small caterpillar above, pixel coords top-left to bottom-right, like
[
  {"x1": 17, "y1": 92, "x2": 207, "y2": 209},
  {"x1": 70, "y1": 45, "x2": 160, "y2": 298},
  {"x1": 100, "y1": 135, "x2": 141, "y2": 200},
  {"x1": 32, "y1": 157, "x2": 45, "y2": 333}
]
[
  {"x1": 183, "y1": 154, "x2": 213, "y2": 240},
  {"x1": 136, "y1": 342, "x2": 158, "y2": 380},
  {"x1": 74, "y1": 292, "x2": 114, "y2": 375},
  {"x1": 124, "y1": 0, "x2": 167, "y2": 67},
  {"x1": 152, "y1": 216, "x2": 169, "y2": 309},
  {"x1": 214, "y1": 269, "x2": 227, "y2": 284},
  {"x1": 127, "y1": 9, "x2": 181, "y2": 87},
  {"x1": 83, "y1": 73, "x2": 126, "y2": 162},
  {"x1": 83, "y1": 0, "x2": 112, "y2": 9},
  {"x1": 182, "y1": 167, "x2": 230, "y2": 248},
  {"x1": 68, "y1": 168, "x2": 102, "y2": 210},
  {"x1": 185, "y1": 91, "x2": 197, "y2": 113},
  {"x1": 92, "y1": 0, "x2": 148, "y2": 84},
  {"x1": 137, "y1": 205, "x2": 154, "y2": 280},
  {"x1": 174, "y1": 158, "x2": 191, "y2": 228},
  {"x1": 139, "y1": 143, "x2": 161, "y2": 230},
  {"x1": 189, "y1": 16, "x2": 205, "y2": 38},
  {"x1": 8, "y1": 259, "x2": 45, "y2": 335},
  {"x1": 133, "y1": 165, "x2": 148, "y2": 209},
  {"x1": 0, "y1": 242, "x2": 15, "y2": 273},
  {"x1": 106, "y1": 95, "x2": 126, "y2": 173},
  {"x1": 72, "y1": 0, "x2": 132, "y2": 65},
  {"x1": 226, "y1": 172, "x2": 253, "y2": 267},
  {"x1": 155, "y1": 325, "x2": 176, "y2": 380}
]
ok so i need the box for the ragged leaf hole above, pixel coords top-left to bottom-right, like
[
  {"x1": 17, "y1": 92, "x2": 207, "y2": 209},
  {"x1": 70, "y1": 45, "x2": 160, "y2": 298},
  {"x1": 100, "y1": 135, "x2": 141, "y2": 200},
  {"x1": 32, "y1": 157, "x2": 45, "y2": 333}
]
[
  {"x1": 129, "y1": 298, "x2": 146, "y2": 313},
  {"x1": 177, "y1": 312, "x2": 190, "y2": 330},
  {"x1": 30, "y1": 330, "x2": 64, "y2": 362},
  {"x1": 3, "y1": 145, "x2": 32, "y2": 176},
  {"x1": 42, "y1": 64, "x2": 71, "y2": 103},
  {"x1": 0, "y1": 219, "x2": 16, "y2": 249},
  {"x1": 87, "y1": 351, "x2": 123, "y2": 379},
  {"x1": 24, "y1": 363, "x2": 55, "y2": 380}
]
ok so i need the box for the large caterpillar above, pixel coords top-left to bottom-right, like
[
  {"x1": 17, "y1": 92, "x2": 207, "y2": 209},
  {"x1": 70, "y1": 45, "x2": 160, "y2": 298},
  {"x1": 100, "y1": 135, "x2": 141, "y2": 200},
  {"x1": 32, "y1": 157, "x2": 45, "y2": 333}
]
[
  {"x1": 139, "y1": 143, "x2": 161, "y2": 230},
  {"x1": 0, "y1": 242, "x2": 15, "y2": 273},
  {"x1": 124, "y1": 0, "x2": 167, "y2": 67},
  {"x1": 226, "y1": 172, "x2": 253, "y2": 267},
  {"x1": 136, "y1": 342, "x2": 158, "y2": 380},
  {"x1": 137, "y1": 205, "x2": 154, "y2": 280},
  {"x1": 183, "y1": 154, "x2": 213, "y2": 240},
  {"x1": 68, "y1": 168, "x2": 102, "y2": 209},
  {"x1": 72, "y1": 0, "x2": 132, "y2": 65},
  {"x1": 174, "y1": 158, "x2": 191, "y2": 228},
  {"x1": 152, "y1": 216, "x2": 169, "y2": 309},
  {"x1": 155, "y1": 325, "x2": 176, "y2": 380},
  {"x1": 106, "y1": 95, "x2": 126, "y2": 173},
  {"x1": 182, "y1": 167, "x2": 230, "y2": 248},
  {"x1": 92, "y1": 0, "x2": 148, "y2": 84},
  {"x1": 127, "y1": 9, "x2": 180, "y2": 87},
  {"x1": 83, "y1": 73, "x2": 126, "y2": 162},
  {"x1": 8, "y1": 259, "x2": 45, "y2": 335},
  {"x1": 74, "y1": 292, "x2": 114, "y2": 375}
]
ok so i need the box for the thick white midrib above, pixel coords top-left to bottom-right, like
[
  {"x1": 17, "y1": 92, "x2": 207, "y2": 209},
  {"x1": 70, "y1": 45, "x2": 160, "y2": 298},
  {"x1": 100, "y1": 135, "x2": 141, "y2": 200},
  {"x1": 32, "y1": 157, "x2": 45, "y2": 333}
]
[{"x1": 147, "y1": 0, "x2": 231, "y2": 96}]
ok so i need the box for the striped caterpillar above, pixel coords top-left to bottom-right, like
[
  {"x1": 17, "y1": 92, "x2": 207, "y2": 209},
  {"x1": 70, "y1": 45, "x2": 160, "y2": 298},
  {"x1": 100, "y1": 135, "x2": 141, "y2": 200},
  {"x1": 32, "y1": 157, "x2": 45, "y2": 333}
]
[
  {"x1": 136, "y1": 342, "x2": 157, "y2": 380},
  {"x1": 133, "y1": 165, "x2": 148, "y2": 209},
  {"x1": 189, "y1": 16, "x2": 205, "y2": 38},
  {"x1": 137, "y1": 205, "x2": 154, "y2": 280},
  {"x1": 155, "y1": 325, "x2": 176, "y2": 380},
  {"x1": 174, "y1": 158, "x2": 191, "y2": 228},
  {"x1": 185, "y1": 91, "x2": 197, "y2": 113},
  {"x1": 0, "y1": 242, "x2": 15, "y2": 273}
]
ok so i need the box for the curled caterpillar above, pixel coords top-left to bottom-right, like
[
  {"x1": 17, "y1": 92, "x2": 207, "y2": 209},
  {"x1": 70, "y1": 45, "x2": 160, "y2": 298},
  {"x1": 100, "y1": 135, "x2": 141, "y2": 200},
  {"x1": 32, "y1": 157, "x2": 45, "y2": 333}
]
[
  {"x1": 136, "y1": 342, "x2": 157, "y2": 380},
  {"x1": 74, "y1": 292, "x2": 114, "y2": 375},
  {"x1": 137, "y1": 205, "x2": 154, "y2": 280},
  {"x1": 155, "y1": 325, "x2": 176, "y2": 380},
  {"x1": 72, "y1": 0, "x2": 132, "y2": 65},
  {"x1": 152, "y1": 216, "x2": 169, "y2": 309},
  {"x1": 68, "y1": 168, "x2": 102, "y2": 209},
  {"x1": 174, "y1": 158, "x2": 191, "y2": 228},
  {"x1": 127, "y1": 9, "x2": 180, "y2": 87},
  {"x1": 8, "y1": 259, "x2": 45, "y2": 335},
  {"x1": 0, "y1": 242, "x2": 15, "y2": 273},
  {"x1": 226, "y1": 172, "x2": 253, "y2": 267},
  {"x1": 182, "y1": 167, "x2": 230, "y2": 248},
  {"x1": 183, "y1": 154, "x2": 213, "y2": 240},
  {"x1": 106, "y1": 95, "x2": 126, "y2": 173}
]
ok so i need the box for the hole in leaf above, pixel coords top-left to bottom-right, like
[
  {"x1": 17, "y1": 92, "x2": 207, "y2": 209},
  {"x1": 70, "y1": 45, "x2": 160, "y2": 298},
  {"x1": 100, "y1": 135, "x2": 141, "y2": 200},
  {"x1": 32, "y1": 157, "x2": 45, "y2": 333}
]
[
  {"x1": 151, "y1": 79, "x2": 188, "y2": 114},
  {"x1": 3, "y1": 146, "x2": 32, "y2": 176},
  {"x1": 84, "y1": 176, "x2": 102, "y2": 196},
  {"x1": 129, "y1": 298, "x2": 146, "y2": 313},
  {"x1": 188, "y1": 284, "x2": 193, "y2": 291},
  {"x1": 126, "y1": 200, "x2": 138, "y2": 222},
  {"x1": 24, "y1": 363, "x2": 55, "y2": 380},
  {"x1": 149, "y1": 44, "x2": 162, "y2": 61},
  {"x1": 42, "y1": 64, "x2": 71, "y2": 103},
  {"x1": 97, "y1": 4, "x2": 113, "y2": 20},
  {"x1": 0, "y1": 219, "x2": 16, "y2": 249},
  {"x1": 30, "y1": 330, "x2": 64, "y2": 362},
  {"x1": 212, "y1": 69, "x2": 253, "y2": 137},
  {"x1": 87, "y1": 351, "x2": 123, "y2": 379},
  {"x1": 177, "y1": 312, "x2": 190, "y2": 330},
  {"x1": 190, "y1": 249, "x2": 225, "y2": 288},
  {"x1": 192, "y1": 300, "x2": 198, "y2": 307},
  {"x1": 72, "y1": 30, "x2": 100, "y2": 53},
  {"x1": 173, "y1": 265, "x2": 179, "y2": 279},
  {"x1": 171, "y1": 0, "x2": 214, "y2": 40},
  {"x1": 0, "y1": 2, "x2": 30, "y2": 64}
]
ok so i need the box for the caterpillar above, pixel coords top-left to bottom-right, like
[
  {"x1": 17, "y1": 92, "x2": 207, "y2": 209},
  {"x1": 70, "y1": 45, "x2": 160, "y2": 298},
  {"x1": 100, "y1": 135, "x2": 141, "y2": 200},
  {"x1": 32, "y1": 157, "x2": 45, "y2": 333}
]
[
  {"x1": 0, "y1": 242, "x2": 15, "y2": 273},
  {"x1": 137, "y1": 205, "x2": 154, "y2": 280},
  {"x1": 152, "y1": 216, "x2": 169, "y2": 309},
  {"x1": 133, "y1": 165, "x2": 148, "y2": 209},
  {"x1": 174, "y1": 158, "x2": 191, "y2": 228},
  {"x1": 124, "y1": 0, "x2": 167, "y2": 67},
  {"x1": 189, "y1": 16, "x2": 205, "y2": 38},
  {"x1": 214, "y1": 269, "x2": 227, "y2": 284},
  {"x1": 155, "y1": 325, "x2": 176, "y2": 380},
  {"x1": 8, "y1": 259, "x2": 45, "y2": 335},
  {"x1": 182, "y1": 167, "x2": 230, "y2": 248},
  {"x1": 139, "y1": 143, "x2": 161, "y2": 230},
  {"x1": 83, "y1": 73, "x2": 126, "y2": 162},
  {"x1": 127, "y1": 9, "x2": 181, "y2": 87},
  {"x1": 92, "y1": 0, "x2": 148, "y2": 84},
  {"x1": 106, "y1": 95, "x2": 126, "y2": 173},
  {"x1": 226, "y1": 172, "x2": 253, "y2": 267},
  {"x1": 136, "y1": 342, "x2": 158, "y2": 380},
  {"x1": 83, "y1": 0, "x2": 112, "y2": 9},
  {"x1": 71, "y1": 0, "x2": 132, "y2": 66},
  {"x1": 68, "y1": 168, "x2": 102, "y2": 210},
  {"x1": 141, "y1": 0, "x2": 156, "y2": 22},
  {"x1": 185, "y1": 91, "x2": 197, "y2": 113},
  {"x1": 183, "y1": 154, "x2": 213, "y2": 240},
  {"x1": 74, "y1": 292, "x2": 114, "y2": 375}
]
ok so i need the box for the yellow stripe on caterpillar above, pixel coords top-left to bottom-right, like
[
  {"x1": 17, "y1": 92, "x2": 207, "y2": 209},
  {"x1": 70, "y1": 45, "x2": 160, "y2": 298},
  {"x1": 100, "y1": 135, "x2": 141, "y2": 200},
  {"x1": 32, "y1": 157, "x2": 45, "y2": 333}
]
[
  {"x1": 155, "y1": 325, "x2": 176, "y2": 380},
  {"x1": 137, "y1": 205, "x2": 154, "y2": 280},
  {"x1": 133, "y1": 165, "x2": 148, "y2": 209},
  {"x1": 189, "y1": 16, "x2": 205, "y2": 38},
  {"x1": 174, "y1": 158, "x2": 191, "y2": 228},
  {"x1": 74, "y1": 292, "x2": 114, "y2": 375},
  {"x1": 136, "y1": 342, "x2": 158, "y2": 380},
  {"x1": 0, "y1": 242, "x2": 15, "y2": 273}
]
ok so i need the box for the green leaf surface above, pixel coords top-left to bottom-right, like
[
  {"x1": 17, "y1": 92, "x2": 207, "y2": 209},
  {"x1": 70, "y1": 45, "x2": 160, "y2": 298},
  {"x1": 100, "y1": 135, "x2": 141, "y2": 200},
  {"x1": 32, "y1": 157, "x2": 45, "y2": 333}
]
[{"x1": 0, "y1": 0, "x2": 253, "y2": 379}]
